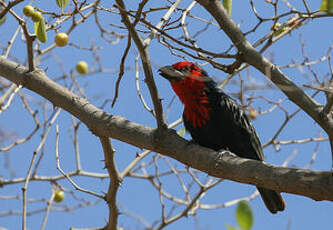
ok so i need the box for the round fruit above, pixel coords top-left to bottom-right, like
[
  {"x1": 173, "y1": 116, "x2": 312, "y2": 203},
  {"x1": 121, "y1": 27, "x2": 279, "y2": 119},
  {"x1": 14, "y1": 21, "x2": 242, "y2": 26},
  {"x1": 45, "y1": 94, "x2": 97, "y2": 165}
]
[
  {"x1": 53, "y1": 190, "x2": 65, "y2": 203},
  {"x1": 54, "y1": 33, "x2": 68, "y2": 47},
  {"x1": 23, "y1": 5, "x2": 35, "y2": 17},
  {"x1": 31, "y1": 11, "x2": 43, "y2": 22},
  {"x1": 76, "y1": 61, "x2": 88, "y2": 75},
  {"x1": 248, "y1": 108, "x2": 258, "y2": 120}
]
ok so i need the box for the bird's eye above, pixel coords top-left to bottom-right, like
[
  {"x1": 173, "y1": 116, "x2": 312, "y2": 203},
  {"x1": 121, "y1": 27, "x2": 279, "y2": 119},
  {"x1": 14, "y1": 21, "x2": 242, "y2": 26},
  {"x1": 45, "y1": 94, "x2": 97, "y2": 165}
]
[
  {"x1": 182, "y1": 65, "x2": 191, "y2": 72},
  {"x1": 191, "y1": 64, "x2": 197, "y2": 71}
]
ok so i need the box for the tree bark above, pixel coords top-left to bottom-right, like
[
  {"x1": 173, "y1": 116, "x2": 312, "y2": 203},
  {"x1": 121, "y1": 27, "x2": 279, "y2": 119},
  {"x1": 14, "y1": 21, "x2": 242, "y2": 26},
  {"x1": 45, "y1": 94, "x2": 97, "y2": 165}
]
[{"x1": 1, "y1": 56, "x2": 333, "y2": 202}]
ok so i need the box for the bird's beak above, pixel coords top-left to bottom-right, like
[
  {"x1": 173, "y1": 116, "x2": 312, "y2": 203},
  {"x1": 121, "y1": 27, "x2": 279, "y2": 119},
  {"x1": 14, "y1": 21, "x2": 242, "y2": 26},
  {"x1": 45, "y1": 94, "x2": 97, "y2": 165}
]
[{"x1": 158, "y1": 65, "x2": 185, "y2": 82}]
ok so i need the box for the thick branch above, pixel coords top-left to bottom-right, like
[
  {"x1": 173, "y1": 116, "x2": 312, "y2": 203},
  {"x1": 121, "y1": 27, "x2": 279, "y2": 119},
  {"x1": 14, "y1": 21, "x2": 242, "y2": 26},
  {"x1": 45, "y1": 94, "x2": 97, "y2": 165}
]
[
  {"x1": 0, "y1": 56, "x2": 333, "y2": 202},
  {"x1": 195, "y1": 0, "x2": 333, "y2": 135}
]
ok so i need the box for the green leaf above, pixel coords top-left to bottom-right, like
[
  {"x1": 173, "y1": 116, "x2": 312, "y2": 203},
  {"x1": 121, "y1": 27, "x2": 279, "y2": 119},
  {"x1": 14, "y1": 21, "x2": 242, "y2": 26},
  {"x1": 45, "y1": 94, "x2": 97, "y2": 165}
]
[
  {"x1": 56, "y1": 0, "x2": 69, "y2": 9},
  {"x1": 223, "y1": 0, "x2": 232, "y2": 16},
  {"x1": 236, "y1": 201, "x2": 253, "y2": 230},
  {"x1": 320, "y1": 0, "x2": 328, "y2": 11},
  {"x1": 320, "y1": 0, "x2": 333, "y2": 12},
  {"x1": 226, "y1": 224, "x2": 238, "y2": 230},
  {"x1": 34, "y1": 19, "x2": 47, "y2": 43},
  {"x1": 328, "y1": 0, "x2": 333, "y2": 13},
  {"x1": 177, "y1": 127, "x2": 186, "y2": 137}
]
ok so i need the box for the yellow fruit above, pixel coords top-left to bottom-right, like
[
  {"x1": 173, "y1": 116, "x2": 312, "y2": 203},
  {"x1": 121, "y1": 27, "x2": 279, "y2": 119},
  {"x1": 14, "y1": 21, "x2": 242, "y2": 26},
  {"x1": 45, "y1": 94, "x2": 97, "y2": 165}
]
[
  {"x1": 248, "y1": 108, "x2": 258, "y2": 119},
  {"x1": 53, "y1": 190, "x2": 65, "y2": 203},
  {"x1": 31, "y1": 11, "x2": 43, "y2": 22},
  {"x1": 76, "y1": 61, "x2": 88, "y2": 74},
  {"x1": 54, "y1": 33, "x2": 68, "y2": 47},
  {"x1": 23, "y1": 5, "x2": 35, "y2": 17}
]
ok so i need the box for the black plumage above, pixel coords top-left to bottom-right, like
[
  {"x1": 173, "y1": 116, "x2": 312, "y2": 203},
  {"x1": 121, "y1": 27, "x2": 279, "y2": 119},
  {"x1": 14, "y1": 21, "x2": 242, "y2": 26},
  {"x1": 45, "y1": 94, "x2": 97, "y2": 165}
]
[
  {"x1": 184, "y1": 84, "x2": 285, "y2": 214},
  {"x1": 159, "y1": 62, "x2": 285, "y2": 214}
]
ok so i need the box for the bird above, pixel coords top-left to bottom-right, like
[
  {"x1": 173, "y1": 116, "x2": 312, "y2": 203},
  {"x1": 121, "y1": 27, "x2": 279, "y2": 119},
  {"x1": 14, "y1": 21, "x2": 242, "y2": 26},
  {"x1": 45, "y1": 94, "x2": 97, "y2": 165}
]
[{"x1": 159, "y1": 61, "x2": 285, "y2": 214}]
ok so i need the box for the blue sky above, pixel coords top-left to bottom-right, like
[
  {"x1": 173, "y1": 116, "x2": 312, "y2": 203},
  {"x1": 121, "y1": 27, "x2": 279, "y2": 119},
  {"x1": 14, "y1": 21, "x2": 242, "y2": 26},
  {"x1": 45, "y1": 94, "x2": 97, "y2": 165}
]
[{"x1": 0, "y1": 0, "x2": 332, "y2": 229}]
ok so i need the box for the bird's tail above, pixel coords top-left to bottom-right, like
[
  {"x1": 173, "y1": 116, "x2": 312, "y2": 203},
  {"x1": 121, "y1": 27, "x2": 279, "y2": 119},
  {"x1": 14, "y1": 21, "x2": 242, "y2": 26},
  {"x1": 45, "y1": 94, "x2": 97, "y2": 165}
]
[{"x1": 257, "y1": 187, "x2": 285, "y2": 214}]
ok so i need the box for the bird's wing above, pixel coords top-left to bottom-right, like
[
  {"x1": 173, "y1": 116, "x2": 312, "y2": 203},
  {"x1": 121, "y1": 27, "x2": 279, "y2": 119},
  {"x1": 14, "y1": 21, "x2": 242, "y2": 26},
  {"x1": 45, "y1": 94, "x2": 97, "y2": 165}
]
[{"x1": 219, "y1": 93, "x2": 265, "y2": 161}]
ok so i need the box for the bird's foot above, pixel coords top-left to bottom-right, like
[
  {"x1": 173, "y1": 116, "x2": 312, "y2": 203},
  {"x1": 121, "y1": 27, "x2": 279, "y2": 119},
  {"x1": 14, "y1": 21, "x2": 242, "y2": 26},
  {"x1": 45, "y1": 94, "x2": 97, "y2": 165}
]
[{"x1": 218, "y1": 149, "x2": 237, "y2": 158}]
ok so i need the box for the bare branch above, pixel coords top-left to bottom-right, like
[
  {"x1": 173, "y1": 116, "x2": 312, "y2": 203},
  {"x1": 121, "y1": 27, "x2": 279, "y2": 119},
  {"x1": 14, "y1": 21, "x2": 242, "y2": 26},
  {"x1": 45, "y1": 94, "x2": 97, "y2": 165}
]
[
  {"x1": 55, "y1": 125, "x2": 105, "y2": 200},
  {"x1": 115, "y1": 0, "x2": 166, "y2": 129},
  {"x1": 22, "y1": 108, "x2": 61, "y2": 230},
  {"x1": 1, "y1": 57, "x2": 333, "y2": 202},
  {"x1": 195, "y1": 0, "x2": 333, "y2": 135},
  {"x1": 99, "y1": 137, "x2": 121, "y2": 230}
]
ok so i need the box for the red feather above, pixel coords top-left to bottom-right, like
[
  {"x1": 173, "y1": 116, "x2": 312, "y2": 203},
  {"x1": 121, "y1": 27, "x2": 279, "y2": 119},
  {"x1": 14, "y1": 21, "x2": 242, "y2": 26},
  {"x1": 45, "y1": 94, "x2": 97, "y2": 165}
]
[{"x1": 170, "y1": 62, "x2": 211, "y2": 128}]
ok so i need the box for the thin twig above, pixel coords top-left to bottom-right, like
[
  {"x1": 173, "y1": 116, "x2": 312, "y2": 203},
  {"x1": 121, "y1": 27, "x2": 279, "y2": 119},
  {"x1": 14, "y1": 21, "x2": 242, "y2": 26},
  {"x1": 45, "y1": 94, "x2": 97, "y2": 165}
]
[
  {"x1": 55, "y1": 125, "x2": 104, "y2": 199},
  {"x1": 111, "y1": 33, "x2": 131, "y2": 107},
  {"x1": 115, "y1": 0, "x2": 166, "y2": 129},
  {"x1": 22, "y1": 108, "x2": 61, "y2": 230},
  {"x1": 40, "y1": 192, "x2": 55, "y2": 230}
]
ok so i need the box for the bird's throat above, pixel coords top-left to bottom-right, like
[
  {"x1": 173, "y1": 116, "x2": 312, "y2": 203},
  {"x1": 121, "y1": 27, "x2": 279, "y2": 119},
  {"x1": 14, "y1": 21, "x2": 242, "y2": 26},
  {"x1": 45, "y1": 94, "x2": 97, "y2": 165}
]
[
  {"x1": 170, "y1": 80, "x2": 211, "y2": 128},
  {"x1": 184, "y1": 103, "x2": 211, "y2": 128}
]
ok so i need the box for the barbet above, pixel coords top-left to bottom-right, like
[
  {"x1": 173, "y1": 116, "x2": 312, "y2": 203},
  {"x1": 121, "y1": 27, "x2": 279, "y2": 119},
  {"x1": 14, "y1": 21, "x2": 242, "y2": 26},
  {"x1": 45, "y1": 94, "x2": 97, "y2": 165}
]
[{"x1": 159, "y1": 61, "x2": 285, "y2": 214}]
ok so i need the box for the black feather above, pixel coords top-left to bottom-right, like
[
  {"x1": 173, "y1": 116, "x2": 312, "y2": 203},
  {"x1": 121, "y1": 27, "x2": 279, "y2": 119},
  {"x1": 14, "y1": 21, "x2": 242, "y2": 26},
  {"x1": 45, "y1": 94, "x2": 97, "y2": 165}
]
[
  {"x1": 183, "y1": 76, "x2": 285, "y2": 214},
  {"x1": 159, "y1": 62, "x2": 285, "y2": 213}
]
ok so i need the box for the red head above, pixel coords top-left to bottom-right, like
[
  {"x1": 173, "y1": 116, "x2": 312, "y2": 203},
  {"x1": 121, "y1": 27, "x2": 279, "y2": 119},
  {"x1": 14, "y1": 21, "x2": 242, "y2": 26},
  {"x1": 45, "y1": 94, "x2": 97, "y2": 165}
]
[{"x1": 159, "y1": 61, "x2": 212, "y2": 127}]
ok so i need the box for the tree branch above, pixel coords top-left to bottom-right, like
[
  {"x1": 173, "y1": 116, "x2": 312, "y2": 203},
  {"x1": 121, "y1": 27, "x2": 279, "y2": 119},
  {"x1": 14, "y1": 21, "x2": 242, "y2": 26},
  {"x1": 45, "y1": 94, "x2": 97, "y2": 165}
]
[
  {"x1": 99, "y1": 137, "x2": 120, "y2": 230},
  {"x1": 1, "y1": 56, "x2": 333, "y2": 202},
  {"x1": 195, "y1": 0, "x2": 333, "y2": 135},
  {"x1": 115, "y1": 0, "x2": 166, "y2": 129}
]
